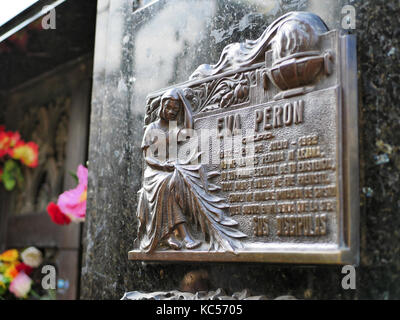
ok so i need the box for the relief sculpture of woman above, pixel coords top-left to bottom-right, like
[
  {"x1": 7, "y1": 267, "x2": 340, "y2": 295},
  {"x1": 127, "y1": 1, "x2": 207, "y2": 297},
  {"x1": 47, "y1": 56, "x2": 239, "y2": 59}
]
[{"x1": 136, "y1": 88, "x2": 246, "y2": 253}]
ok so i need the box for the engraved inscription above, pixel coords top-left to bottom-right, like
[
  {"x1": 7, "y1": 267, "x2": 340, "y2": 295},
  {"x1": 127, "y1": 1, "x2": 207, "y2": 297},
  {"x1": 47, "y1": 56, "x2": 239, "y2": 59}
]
[{"x1": 216, "y1": 92, "x2": 338, "y2": 240}]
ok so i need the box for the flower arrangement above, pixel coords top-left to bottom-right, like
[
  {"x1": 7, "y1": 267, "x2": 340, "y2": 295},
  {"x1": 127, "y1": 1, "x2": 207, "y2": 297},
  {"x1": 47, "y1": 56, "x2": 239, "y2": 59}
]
[
  {"x1": 47, "y1": 164, "x2": 88, "y2": 225},
  {"x1": 0, "y1": 125, "x2": 39, "y2": 191},
  {"x1": 0, "y1": 247, "x2": 44, "y2": 299}
]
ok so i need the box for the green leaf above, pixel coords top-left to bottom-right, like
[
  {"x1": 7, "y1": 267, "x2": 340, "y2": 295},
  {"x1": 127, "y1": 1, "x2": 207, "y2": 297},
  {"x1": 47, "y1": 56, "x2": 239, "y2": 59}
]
[
  {"x1": 2, "y1": 276, "x2": 11, "y2": 285},
  {"x1": 39, "y1": 289, "x2": 56, "y2": 300},
  {"x1": 2, "y1": 172, "x2": 16, "y2": 190},
  {"x1": 4, "y1": 159, "x2": 17, "y2": 171},
  {"x1": 69, "y1": 171, "x2": 79, "y2": 184},
  {"x1": 2, "y1": 159, "x2": 24, "y2": 191}
]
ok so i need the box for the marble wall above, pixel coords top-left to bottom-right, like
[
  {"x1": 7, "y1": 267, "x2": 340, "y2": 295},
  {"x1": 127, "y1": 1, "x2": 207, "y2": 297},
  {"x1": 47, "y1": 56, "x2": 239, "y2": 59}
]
[{"x1": 81, "y1": 0, "x2": 400, "y2": 299}]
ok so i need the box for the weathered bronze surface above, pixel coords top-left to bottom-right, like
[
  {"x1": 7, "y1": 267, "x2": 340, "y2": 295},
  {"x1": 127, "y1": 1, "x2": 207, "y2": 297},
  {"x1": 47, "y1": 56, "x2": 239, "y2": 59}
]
[{"x1": 129, "y1": 11, "x2": 359, "y2": 264}]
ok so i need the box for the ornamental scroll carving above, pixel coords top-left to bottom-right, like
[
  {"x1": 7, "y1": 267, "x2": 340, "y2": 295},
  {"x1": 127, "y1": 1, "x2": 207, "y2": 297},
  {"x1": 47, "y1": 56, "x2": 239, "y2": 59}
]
[
  {"x1": 143, "y1": 12, "x2": 332, "y2": 124},
  {"x1": 135, "y1": 11, "x2": 338, "y2": 255}
]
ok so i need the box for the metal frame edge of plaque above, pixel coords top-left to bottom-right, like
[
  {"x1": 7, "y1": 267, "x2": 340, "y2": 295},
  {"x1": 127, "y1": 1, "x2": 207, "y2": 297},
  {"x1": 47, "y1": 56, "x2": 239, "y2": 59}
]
[{"x1": 129, "y1": 12, "x2": 359, "y2": 265}]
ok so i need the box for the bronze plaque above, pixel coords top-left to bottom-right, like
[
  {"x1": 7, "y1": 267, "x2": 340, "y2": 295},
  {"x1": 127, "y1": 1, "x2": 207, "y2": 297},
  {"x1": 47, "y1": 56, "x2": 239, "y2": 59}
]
[{"x1": 129, "y1": 12, "x2": 359, "y2": 264}]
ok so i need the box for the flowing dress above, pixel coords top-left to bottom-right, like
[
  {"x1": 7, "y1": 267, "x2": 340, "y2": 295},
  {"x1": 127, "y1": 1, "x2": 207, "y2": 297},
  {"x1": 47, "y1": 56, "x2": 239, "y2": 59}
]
[{"x1": 136, "y1": 121, "x2": 246, "y2": 253}]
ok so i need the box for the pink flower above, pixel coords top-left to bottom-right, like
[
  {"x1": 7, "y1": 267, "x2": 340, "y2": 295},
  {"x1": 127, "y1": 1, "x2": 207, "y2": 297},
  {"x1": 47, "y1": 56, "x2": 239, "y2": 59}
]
[
  {"x1": 57, "y1": 165, "x2": 87, "y2": 222},
  {"x1": 9, "y1": 271, "x2": 32, "y2": 298}
]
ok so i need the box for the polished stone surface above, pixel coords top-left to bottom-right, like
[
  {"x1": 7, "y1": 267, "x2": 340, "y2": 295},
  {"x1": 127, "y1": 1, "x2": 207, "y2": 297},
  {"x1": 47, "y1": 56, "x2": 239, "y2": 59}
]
[{"x1": 81, "y1": 0, "x2": 400, "y2": 299}]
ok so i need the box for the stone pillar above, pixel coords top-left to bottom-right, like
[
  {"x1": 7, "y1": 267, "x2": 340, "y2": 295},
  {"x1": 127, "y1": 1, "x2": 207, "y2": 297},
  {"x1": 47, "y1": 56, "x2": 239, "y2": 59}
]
[{"x1": 81, "y1": 0, "x2": 400, "y2": 299}]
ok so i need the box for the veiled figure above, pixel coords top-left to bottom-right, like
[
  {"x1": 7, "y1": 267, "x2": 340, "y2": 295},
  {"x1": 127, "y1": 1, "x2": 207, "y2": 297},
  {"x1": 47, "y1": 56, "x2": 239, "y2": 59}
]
[{"x1": 136, "y1": 88, "x2": 246, "y2": 253}]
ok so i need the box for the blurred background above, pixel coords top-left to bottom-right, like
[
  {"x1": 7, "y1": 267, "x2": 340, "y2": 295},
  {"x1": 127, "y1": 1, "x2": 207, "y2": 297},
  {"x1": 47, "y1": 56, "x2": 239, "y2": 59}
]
[{"x1": 0, "y1": 0, "x2": 97, "y2": 299}]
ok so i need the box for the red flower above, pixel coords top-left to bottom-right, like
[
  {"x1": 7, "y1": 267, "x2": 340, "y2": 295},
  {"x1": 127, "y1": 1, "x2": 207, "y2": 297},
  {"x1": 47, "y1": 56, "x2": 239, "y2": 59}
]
[
  {"x1": 10, "y1": 132, "x2": 20, "y2": 147},
  {"x1": 47, "y1": 202, "x2": 71, "y2": 225},
  {"x1": 0, "y1": 129, "x2": 21, "y2": 158},
  {"x1": 0, "y1": 131, "x2": 11, "y2": 157},
  {"x1": 15, "y1": 262, "x2": 33, "y2": 276}
]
